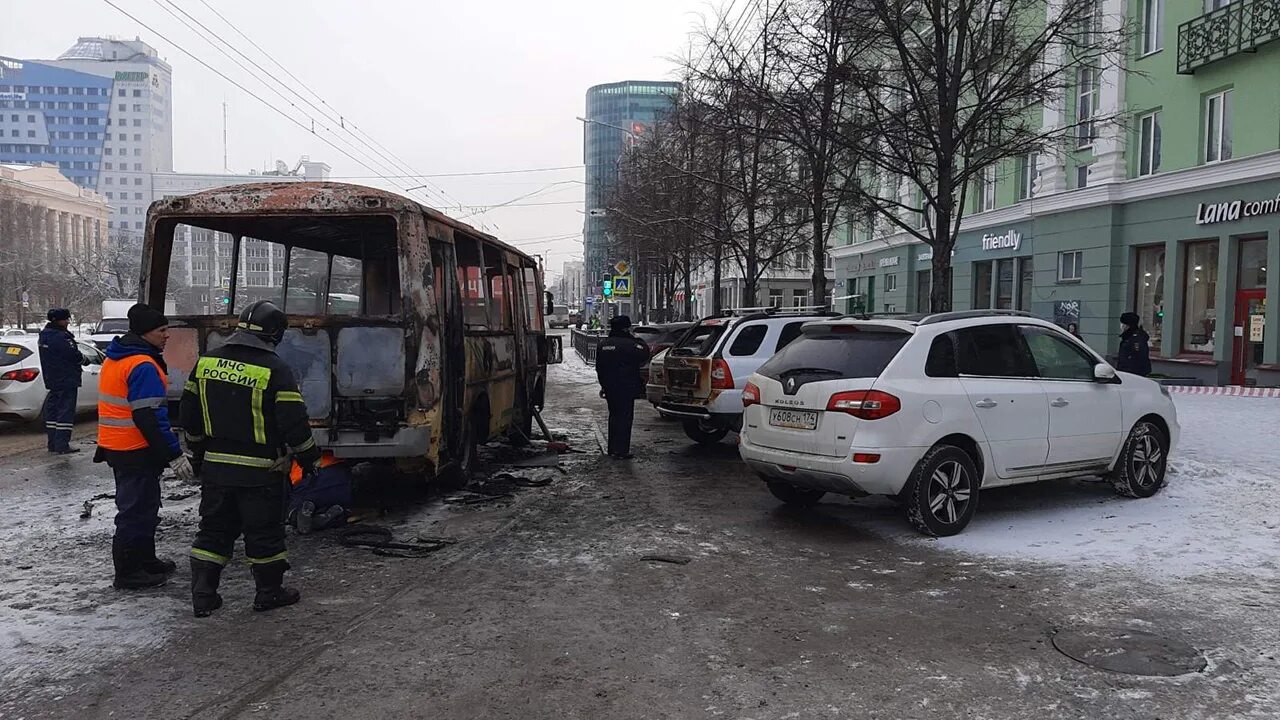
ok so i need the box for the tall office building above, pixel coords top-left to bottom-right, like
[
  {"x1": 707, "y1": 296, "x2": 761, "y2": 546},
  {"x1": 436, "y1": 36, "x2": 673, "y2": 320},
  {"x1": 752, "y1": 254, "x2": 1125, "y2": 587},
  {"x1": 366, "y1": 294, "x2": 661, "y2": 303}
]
[
  {"x1": 582, "y1": 80, "x2": 679, "y2": 312},
  {"x1": 0, "y1": 37, "x2": 173, "y2": 233}
]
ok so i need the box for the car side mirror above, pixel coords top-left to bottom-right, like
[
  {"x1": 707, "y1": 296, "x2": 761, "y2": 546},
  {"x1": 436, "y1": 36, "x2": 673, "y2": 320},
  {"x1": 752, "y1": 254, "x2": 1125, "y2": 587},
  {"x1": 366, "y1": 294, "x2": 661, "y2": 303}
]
[
  {"x1": 1094, "y1": 363, "x2": 1118, "y2": 382},
  {"x1": 546, "y1": 335, "x2": 563, "y2": 365}
]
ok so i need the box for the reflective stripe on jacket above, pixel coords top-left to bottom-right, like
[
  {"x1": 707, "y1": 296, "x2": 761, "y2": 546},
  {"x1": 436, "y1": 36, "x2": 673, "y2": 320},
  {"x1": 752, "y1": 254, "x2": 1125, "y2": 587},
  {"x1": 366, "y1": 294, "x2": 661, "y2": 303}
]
[
  {"x1": 179, "y1": 332, "x2": 321, "y2": 485},
  {"x1": 98, "y1": 354, "x2": 168, "y2": 451}
]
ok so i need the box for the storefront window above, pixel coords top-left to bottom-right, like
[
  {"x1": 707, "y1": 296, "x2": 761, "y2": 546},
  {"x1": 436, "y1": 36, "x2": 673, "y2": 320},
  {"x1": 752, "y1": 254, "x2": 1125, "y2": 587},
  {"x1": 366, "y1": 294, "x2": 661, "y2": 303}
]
[
  {"x1": 1238, "y1": 238, "x2": 1267, "y2": 289},
  {"x1": 1018, "y1": 257, "x2": 1033, "y2": 311},
  {"x1": 973, "y1": 262, "x2": 992, "y2": 309},
  {"x1": 996, "y1": 258, "x2": 1015, "y2": 309},
  {"x1": 1133, "y1": 245, "x2": 1165, "y2": 351},
  {"x1": 1181, "y1": 241, "x2": 1218, "y2": 354},
  {"x1": 916, "y1": 269, "x2": 931, "y2": 312}
]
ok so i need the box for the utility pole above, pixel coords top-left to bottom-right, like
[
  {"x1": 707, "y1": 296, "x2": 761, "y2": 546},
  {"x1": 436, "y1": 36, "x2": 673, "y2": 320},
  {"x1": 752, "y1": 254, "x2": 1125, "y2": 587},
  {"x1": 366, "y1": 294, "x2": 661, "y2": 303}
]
[{"x1": 222, "y1": 102, "x2": 229, "y2": 172}]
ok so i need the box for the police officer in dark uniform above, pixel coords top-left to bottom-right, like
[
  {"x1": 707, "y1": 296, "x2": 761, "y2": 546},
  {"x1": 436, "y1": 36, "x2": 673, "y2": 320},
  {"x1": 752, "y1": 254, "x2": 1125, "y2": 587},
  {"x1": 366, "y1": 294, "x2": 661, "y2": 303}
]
[
  {"x1": 38, "y1": 308, "x2": 82, "y2": 454},
  {"x1": 180, "y1": 300, "x2": 321, "y2": 618},
  {"x1": 595, "y1": 315, "x2": 650, "y2": 459}
]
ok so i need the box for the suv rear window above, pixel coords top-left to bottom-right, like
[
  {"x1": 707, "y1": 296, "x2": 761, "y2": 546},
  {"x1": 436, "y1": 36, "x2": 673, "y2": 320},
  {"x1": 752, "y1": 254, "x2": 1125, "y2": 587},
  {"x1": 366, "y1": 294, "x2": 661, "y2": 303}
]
[
  {"x1": 670, "y1": 321, "x2": 730, "y2": 357},
  {"x1": 758, "y1": 331, "x2": 909, "y2": 381},
  {"x1": 0, "y1": 343, "x2": 33, "y2": 367}
]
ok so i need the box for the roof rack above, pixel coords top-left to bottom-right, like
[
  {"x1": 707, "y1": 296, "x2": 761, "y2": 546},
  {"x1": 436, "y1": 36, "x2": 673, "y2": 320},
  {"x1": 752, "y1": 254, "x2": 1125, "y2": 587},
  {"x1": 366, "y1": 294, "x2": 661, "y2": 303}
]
[
  {"x1": 916, "y1": 309, "x2": 1033, "y2": 326},
  {"x1": 720, "y1": 305, "x2": 832, "y2": 317}
]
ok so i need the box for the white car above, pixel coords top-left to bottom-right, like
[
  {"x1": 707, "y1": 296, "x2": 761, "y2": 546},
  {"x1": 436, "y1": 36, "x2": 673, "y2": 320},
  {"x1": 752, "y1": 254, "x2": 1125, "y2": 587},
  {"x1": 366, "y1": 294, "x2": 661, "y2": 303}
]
[
  {"x1": 659, "y1": 308, "x2": 835, "y2": 444},
  {"x1": 0, "y1": 336, "x2": 104, "y2": 422},
  {"x1": 739, "y1": 311, "x2": 1179, "y2": 536}
]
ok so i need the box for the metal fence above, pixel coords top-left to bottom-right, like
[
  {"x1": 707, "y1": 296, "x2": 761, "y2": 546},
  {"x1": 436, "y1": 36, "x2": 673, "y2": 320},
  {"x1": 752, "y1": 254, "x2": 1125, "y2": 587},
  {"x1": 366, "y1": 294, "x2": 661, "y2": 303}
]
[{"x1": 571, "y1": 328, "x2": 606, "y2": 365}]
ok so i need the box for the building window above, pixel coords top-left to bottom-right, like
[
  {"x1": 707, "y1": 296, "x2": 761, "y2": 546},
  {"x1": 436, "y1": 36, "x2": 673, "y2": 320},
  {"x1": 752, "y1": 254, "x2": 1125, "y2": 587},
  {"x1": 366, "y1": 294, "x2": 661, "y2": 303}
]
[
  {"x1": 118, "y1": 103, "x2": 125, "y2": 112},
  {"x1": 1181, "y1": 241, "x2": 1219, "y2": 353},
  {"x1": 973, "y1": 261, "x2": 993, "y2": 308},
  {"x1": 1133, "y1": 245, "x2": 1165, "y2": 352},
  {"x1": 1076, "y1": 67, "x2": 1098, "y2": 147},
  {"x1": 1058, "y1": 250, "x2": 1083, "y2": 282},
  {"x1": 1238, "y1": 237, "x2": 1267, "y2": 289},
  {"x1": 1017, "y1": 153, "x2": 1037, "y2": 200},
  {"x1": 1204, "y1": 89, "x2": 1233, "y2": 163},
  {"x1": 1076, "y1": 164, "x2": 1091, "y2": 189},
  {"x1": 132, "y1": 89, "x2": 142, "y2": 97},
  {"x1": 995, "y1": 258, "x2": 1015, "y2": 309},
  {"x1": 1142, "y1": 0, "x2": 1164, "y2": 54},
  {"x1": 118, "y1": 89, "x2": 126, "y2": 97},
  {"x1": 1018, "y1": 257, "x2": 1034, "y2": 311},
  {"x1": 978, "y1": 166, "x2": 996, "y2": 211},
  {"x1": 1138, "y1": 110, "x2": 1162, "y2": 176},
  {"x1": 885, "y1": 273, "x2": 898, "y2": 292},
  {"x1": 768, "y1": 288, "x2": 783, "y2": 308},
  {"x1": 916, "y1": 269, "x2": 932, "y2": 312}
]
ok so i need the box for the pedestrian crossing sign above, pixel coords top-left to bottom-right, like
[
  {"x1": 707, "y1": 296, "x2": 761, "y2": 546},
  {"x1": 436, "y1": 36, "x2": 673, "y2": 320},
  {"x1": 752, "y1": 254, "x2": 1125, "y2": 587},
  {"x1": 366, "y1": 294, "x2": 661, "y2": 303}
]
[{"x1": 612, "y1": 275, "x2": 632, "y2": 296}]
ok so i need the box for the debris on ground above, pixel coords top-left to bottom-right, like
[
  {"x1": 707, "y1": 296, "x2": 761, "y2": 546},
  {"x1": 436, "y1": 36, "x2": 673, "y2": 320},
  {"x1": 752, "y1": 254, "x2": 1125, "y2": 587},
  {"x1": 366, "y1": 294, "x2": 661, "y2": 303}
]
[
  {"x1": 165, "y1": 490, "x2": 198, "y2": 502},
  {"x1": 79, "y1": 492, "x2": 117, "y2": 520},
  {"x1": 640, "y1": 554, "x2": 692, "y2": 565},
  {"x1": 444, "y1": 492, "x2": 514, "y2": 505},
  {"x1": 508, "y1": 453, "x2": 563, "y2": 469},
  {"x1": 338, "y1": 525, "x2": 458, "y2": 558}
]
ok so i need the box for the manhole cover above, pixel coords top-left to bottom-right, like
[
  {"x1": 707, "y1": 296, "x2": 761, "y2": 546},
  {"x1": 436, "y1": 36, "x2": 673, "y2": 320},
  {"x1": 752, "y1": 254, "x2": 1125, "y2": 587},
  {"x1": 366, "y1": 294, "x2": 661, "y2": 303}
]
[{"x1": 1052, "y1": 627, "x2": 1207, "y2": 677}]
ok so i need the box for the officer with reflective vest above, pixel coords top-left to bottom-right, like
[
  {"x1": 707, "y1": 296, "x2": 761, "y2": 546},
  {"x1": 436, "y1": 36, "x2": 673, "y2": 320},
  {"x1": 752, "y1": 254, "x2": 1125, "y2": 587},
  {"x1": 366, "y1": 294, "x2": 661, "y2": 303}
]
[
  {"x1": 38, "y1": 308, "x2": 82, "y2": 454},
  {"x1": 181, "y1": 300, "x2": 320, "y2": 618},
  {"x1": 96, "y1": 303, "x2": 195, "y2": 589}
]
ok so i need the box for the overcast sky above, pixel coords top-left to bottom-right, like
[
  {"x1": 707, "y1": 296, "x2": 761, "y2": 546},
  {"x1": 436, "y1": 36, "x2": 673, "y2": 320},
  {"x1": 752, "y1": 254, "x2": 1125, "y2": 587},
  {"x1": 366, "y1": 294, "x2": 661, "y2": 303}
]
[{"x1": 1, "y1": 0, "x2": 708, "y2": 277}]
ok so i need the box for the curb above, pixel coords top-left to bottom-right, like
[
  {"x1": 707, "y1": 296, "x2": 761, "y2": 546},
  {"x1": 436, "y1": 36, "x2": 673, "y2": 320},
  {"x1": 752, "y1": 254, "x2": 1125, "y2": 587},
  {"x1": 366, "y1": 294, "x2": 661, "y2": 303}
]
[{"x1": 1166, "y1": 385, "x2": 1280, "y2": 397}]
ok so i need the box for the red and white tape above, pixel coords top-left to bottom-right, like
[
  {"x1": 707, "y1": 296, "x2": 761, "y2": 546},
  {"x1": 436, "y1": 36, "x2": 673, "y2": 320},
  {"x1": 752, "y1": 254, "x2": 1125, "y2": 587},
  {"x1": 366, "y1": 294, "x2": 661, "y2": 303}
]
[{"x1": 1167, "y1": 385, "x2": 1280, "y2": 397}]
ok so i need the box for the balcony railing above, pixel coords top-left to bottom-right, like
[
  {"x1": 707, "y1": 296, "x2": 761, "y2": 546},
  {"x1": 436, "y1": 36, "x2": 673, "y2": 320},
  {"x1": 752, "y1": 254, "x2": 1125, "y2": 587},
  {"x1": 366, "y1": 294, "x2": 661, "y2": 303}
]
[{"x1": 1178, "y1": 0, "x2": 1280, "y2": 74}]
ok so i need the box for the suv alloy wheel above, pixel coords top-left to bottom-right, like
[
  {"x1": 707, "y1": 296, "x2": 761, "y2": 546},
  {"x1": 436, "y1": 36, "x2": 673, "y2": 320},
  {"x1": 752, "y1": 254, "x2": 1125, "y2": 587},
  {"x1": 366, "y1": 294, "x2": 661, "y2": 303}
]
[
  {"x1": 1111, "y1": 420, "x2": 1168, "y2": 498},
  {"x1": 904, "y1": 444, "x2": 979, "y2": 537}
]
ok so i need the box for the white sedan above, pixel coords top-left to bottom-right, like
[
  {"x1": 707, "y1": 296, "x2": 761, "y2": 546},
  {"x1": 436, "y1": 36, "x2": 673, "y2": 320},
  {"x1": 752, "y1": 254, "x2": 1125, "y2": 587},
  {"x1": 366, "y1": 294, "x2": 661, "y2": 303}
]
[{"x1": 0, "y1": 336, "x2": 104, "y2": 422}]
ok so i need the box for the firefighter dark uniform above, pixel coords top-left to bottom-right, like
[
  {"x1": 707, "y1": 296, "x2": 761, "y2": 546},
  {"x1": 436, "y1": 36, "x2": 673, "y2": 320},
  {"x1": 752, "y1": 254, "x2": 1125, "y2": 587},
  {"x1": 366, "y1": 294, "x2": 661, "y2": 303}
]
[
  {"x1": 38, "y1": 309, "x2": 82, "y2": 454},
  {"x1": 96, "y1": 303, "x2": 192, "y2": 590},
  {"x1": 595, "y1": 315, "x2": 650, "y2": 459},
  {"x1": 181, "y1": 300, "x2": 320, "y2": 618}
]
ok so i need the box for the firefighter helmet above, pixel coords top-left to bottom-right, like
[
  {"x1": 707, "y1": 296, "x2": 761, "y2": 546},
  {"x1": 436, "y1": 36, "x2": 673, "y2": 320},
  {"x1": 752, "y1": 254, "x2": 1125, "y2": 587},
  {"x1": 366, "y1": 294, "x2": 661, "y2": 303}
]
[{"x1": 237, "y1": 300, "x2": 288, "y2": 345}]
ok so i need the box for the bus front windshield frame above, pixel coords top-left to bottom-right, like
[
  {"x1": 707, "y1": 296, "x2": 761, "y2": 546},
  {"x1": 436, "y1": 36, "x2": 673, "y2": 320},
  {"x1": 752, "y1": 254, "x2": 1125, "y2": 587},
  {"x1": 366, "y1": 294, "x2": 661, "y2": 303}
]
[{"x1": 149, "y1": 214, "x2": 402, "y2": 318}]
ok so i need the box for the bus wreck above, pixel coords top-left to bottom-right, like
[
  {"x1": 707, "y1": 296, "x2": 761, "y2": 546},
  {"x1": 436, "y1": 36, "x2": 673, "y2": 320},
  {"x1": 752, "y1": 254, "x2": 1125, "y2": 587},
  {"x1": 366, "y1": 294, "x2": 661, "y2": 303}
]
[{"x1": 140, "y1": 181, "x2": 561, "y2": 483}]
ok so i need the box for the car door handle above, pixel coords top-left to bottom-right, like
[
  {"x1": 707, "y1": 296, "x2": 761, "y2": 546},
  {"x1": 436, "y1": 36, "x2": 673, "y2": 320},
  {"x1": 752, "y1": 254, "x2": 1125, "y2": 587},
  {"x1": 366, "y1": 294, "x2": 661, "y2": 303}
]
[
  {"x1": 974, "y1": 398, "x2": 997, "y2": 409},
  {"x1": 1050, "y1": 397, "x2": 1069, "y2": 407}
]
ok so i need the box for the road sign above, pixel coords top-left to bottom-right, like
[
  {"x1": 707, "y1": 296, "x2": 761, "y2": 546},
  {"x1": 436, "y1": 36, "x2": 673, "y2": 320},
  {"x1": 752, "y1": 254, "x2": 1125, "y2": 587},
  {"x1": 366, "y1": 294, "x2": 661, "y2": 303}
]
[
  {"x1": 587, "y1": 208, "x2": 607, "y2": 218},
  {"x1": 613, "y1": 260, "x2": 630, "y2": 275},
  {"x1": 612, "y1": 275, "x2": 632, "y2": 296}
]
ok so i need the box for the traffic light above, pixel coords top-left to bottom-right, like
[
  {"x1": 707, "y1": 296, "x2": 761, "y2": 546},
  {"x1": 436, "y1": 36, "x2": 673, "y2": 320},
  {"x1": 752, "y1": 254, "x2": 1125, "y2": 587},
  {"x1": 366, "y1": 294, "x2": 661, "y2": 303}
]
[{"x1": 603, "y1": 279, "x2": 613, "y2": 297}]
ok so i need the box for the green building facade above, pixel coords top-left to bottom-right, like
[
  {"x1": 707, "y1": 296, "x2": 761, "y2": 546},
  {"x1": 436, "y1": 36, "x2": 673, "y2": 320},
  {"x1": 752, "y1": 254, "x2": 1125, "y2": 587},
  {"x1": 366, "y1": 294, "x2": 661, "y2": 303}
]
[{"x1": 832, "y1": 0, "x2": 1280, "y2": 386}]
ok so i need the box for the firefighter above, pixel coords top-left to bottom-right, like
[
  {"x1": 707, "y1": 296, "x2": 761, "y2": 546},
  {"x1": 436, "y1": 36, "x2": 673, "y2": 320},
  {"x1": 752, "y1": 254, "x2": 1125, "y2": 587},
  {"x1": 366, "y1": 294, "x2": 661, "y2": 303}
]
[
  {"x1": 38, "y1": 308, "x2": 82, "y2": 454},
  {"x1": 181, "y1": 300, "x2": 320, "y2": 618},
  {"x1": 96, "y1": 303, "x2": 193, "y2": 589}
]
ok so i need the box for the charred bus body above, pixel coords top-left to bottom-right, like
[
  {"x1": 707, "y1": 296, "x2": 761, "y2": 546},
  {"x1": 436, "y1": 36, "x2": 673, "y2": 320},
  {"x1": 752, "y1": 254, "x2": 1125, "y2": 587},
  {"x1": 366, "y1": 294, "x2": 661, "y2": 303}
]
[{"x1": 140, "y1": 182, "x2": 562, "y2": 481}]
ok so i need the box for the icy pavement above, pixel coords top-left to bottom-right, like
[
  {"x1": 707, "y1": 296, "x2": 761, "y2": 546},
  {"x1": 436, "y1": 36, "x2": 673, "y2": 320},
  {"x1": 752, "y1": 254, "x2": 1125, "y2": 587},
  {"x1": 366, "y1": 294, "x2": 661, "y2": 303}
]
[{"x1": 923, "y1": 394, "x2": 1280, "y2": 581}]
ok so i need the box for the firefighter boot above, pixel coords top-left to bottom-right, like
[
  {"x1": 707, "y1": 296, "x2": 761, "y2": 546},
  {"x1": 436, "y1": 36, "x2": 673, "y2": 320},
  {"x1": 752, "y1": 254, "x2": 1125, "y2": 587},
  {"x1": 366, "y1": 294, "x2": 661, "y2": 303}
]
[
  {"x1": 251, "y1": 561, "x2": 301, "y2": 612},
  {"x1": 190, "y1": 558, "x2": 224, "y2": 618},
  {"x1": 141, "y1": 538, "x2": 177, "y2": 576},
  {"x1": 112, "y1": 538, "x2": 168, "y2": 590}
]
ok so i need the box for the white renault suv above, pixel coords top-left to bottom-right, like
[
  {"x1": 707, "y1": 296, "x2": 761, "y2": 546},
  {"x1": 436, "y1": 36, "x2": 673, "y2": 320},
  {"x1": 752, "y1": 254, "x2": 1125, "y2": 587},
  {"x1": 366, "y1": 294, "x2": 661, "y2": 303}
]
[{"x1": 739, "y1": 311, "x2": 1179, "y2": 536}]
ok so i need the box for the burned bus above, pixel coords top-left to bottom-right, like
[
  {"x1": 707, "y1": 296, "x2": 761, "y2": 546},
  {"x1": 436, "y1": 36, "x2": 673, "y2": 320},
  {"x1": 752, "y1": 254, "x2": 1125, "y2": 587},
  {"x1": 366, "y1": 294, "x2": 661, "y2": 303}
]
[{"x1": 140, "y1": 182, "x2": 562, "y2": 481}]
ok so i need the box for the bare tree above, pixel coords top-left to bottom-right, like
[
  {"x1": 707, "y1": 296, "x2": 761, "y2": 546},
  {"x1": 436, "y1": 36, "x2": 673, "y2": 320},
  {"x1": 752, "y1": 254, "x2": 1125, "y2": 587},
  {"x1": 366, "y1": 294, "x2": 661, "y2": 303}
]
[
  {"x1": 692, "y1": 0, "x2": 863, "y2": 307},
  {"x1": 833, "y1": 0, "x2": 1127, "y2": 310}
]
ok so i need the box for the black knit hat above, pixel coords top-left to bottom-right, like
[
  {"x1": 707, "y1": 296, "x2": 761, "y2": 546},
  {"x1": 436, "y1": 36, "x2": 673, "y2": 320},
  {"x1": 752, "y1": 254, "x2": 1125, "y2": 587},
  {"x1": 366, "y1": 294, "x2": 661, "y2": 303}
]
[
  {"x1": 1120, "y1": 312, "x2": 1140, "y2": 327},
  {"x1": 127, "y1": 303, "x2": 169, "y2": 335},
  {"x1": 609, "y1": 315, "x2": 632, "y2": 331},
  {"x1": 47, "y1": 308, "x2": 71, "y2": 322}
]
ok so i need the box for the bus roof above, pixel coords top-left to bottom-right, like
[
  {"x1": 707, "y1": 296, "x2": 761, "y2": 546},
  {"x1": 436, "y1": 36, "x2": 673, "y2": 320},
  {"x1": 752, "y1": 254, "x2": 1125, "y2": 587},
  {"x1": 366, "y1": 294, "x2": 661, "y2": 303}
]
[{"x1": 148, "y1": 181, "x2": 537, "y2": 264}]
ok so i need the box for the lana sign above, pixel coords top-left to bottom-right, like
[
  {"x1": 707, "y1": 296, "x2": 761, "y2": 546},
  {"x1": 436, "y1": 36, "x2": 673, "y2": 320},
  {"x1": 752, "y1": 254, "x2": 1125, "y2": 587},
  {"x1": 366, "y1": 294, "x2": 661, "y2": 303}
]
[
  {"x1": 1195, "y1": 194, "x2": 1280, "y2": 225},
  {"x1": 981, "y1": 230, "x2": 1022, "y2": 252}
]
